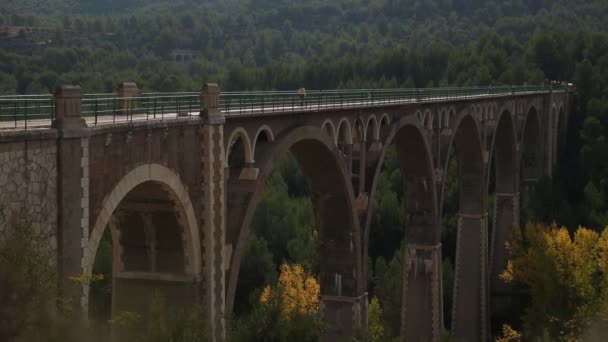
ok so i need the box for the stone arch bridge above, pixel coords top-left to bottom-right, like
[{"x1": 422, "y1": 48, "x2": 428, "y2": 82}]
[{"x1": 0, "y1": 84, "x2": 570, "y2": 341}]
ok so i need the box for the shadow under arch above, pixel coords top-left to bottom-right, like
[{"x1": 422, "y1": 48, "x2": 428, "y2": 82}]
[
  {"x1": 86, "y1": 164, "x2": 201, "y2": 320},
  {"x1": 225, "y1": 126, "x2": 363, "y2": 336},
  {"x1": 439, "y1": 113, "x2": 487, "y2": 342},
  {"x1": 362, "y1": 115, "x2": 441, "y2": 340}
]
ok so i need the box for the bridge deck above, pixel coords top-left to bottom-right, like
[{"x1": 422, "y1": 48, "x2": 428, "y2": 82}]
[{"x1": 0, "y1": 86, "x2": 567, "y2": 131}]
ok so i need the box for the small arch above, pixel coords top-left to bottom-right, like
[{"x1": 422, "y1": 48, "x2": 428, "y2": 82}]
[
  {"x1": 226, "y1": 127, "x2": 254, "y2": 167},
  {"x1": 337, "y1": 117, "x2": 353, "y2": 145},
  {"x1": 424, "y1": 109, "x2": 433, "y2": 130},
  {"x1": 380, "y1": 113, "x2": 391, "y2": 126},
  {"x1": 322, "y1": 119, "x2": 337, "y2": 142},
  {"x1": 445, "y1": 107, "x2": 455, "y2": 128},
  {"x1": 354, "y1": 118, "x2": 366, "y2": 142},
  {"x1": 416, "y1": 111, "x2": 423, "y2": 126},
  {"x1": 439, "y1": 108, "x2": 446, "y2": 128},
  {"x1": 365, "y1": 115, "x2": 379, "y2": 141},
  {"x1": 252, "y1": 125, "x2": 275, "y2": 163}
]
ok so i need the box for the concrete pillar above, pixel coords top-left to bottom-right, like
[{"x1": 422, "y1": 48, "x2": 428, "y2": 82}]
[
  {"x1": 200, "y1": 83, "x2": 226, "y2": 341},
  {"x1": 52, "y1": 85, "x2": 86, "y2": 130},
  {"x1": 358, "y1": 139, "x2": 366, "y2": 195},
  {"x1": 319, "y1": 293, "x2": 368, "y2": 341},
  {"x1": 451, "y1": 213, "x2": 489, "y2": 342},
  {"x1": 490, "y1": 192, "x2": 519, "y2": 292},
  {"x1": 53, "y1": 85, "x2": 90, "y2": 314},
  {"x1": 490, "y1": 192, "x2": 519, "y2": 324},
  {"x1": 201, "y1": 83, "x2": 221, "y2": 120},
  {"x1": 117, "y1": 82, "x2": 138, "y2": 115},
  {"x1": 400, "y1": 243, "x2": 442, "y2": 342}
]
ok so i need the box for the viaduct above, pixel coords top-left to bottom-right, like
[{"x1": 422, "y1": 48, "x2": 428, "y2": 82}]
[{"x1": 0, "y1": 83, "x2": 570, "y2": 341}]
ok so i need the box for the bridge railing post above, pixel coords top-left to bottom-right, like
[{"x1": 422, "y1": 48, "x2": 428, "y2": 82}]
[
  {"x1": 52, "y1": 85, "x2": 86, "y2": 129},
  {"x1": 117, "y1": 82, "x2": 139, "y2": 118}
]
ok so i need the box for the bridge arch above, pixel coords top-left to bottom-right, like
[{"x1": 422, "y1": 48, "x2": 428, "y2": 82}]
[
  {"x1": 225, "y1": 126, "x2": 363, "y2": 336},
  {"x1": 486, "y1": 110, "x2": 518, "y2": 324},
  {"x1": 424, "y1": 109, "x2": 433, "y2": 130},
  {"x1": 336, "y1": 118, "x2": 353, "y2": 145},
  {"x1": 226, "y1": 127, "x2": 254, "y2": 167},
  {"x1": 354, "y1": 118, "x2": 366, "y2": 143},
  {"x1": 322, "y1": 119, "x2": 337, "y2": 143},
  {"x1": 365, "y1": 115, "x2": 379, "y2": 141},
  {"x1": 520, "y1": 106, "x2": 542, "y2": 183},
  {"x1": 252, "y1": 125, "x2": 275, "y2": 162},
  {"x1": 440, "y1": 111, "x2": 487, "y2": 341},
  {"x1": 86, "y1": 164, "x2": 201, "y2": 315},
  {"x1": 363, "y1": 115, "x2": 440, "y2": 340}
]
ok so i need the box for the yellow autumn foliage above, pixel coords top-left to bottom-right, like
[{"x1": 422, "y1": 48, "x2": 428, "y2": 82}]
[
  {"x1": 500, "y1": 223, "x2": 608, "y2": 339},
  {"x1": 259, "y1": 263, "x2": 320, "y2": 317}
]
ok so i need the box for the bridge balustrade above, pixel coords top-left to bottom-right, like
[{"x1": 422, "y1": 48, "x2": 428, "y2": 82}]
[{"x1": 0, "y1": 84, "x2": 567, "y2": 130}]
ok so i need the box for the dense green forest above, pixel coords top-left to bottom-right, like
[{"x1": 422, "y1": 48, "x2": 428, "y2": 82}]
[{"x1": 2, "y1": 0, "x2": 608, "y2": 340}]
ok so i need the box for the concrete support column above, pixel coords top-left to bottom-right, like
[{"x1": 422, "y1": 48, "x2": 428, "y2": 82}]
[
  {"x1": 53, "y1": 85, "x2": 90, "y2": 313},
  {"x1": 320, "y1": 292, "x2": 368, "y2": 342},
  {"x1": 400, "y1": 243, "x2": 442, "y2": 342},
  {"x1": 341, "y1": 144, "x2": 353, "y2": 176},
  {"x1": 200, "y1": 83, "x2": 226, "y2": 341},
  {"x1": 490, "y1": 192, "x2": 519, "y2": 292},
  {"x1": 490, "y1": 192, "x2": 519, "y2": 324},
  {"x1": 451, "y1": 213, "x2": 489, "y2": 342},
  {"x1": 358, "y1": 139, "x2": 366, "y2": 195}
]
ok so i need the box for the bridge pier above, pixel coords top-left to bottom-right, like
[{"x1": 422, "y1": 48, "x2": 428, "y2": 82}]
[
  {"x1": 490, "y1": 192, "x2": 519, "y2": 324},
  {"x1": 200, "y1": 83, "x2": 227, "y2": 341},
  {"x1": 320, "y1": 293, "x2": 367, "y2": 341},
  {"x1": 451, "y1": 213, "x2": 489, "y2": 342},
  {"x1": 400, "y1": 243, "x2": 442, "y2": 342},
  {"x1": 53, "y1": 85, "x2": 91, "y2": 313}
]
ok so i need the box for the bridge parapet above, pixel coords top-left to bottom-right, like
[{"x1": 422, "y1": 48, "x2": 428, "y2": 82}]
[{"x1": 0, "y1": 84, "x2": 569, "y2": 131}]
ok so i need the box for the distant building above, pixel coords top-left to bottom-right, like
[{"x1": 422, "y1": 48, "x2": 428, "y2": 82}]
[{"x1": 170, "y1": 49, "x2": 197, "y2": 62}]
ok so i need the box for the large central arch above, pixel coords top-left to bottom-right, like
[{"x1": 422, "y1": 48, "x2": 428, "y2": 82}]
[
  {"x1": 363, "y1": 115, "x2": 441, "y2": 341},
  {"x1": 225, "y1": 126, "x2": 363, "y2": 337}
]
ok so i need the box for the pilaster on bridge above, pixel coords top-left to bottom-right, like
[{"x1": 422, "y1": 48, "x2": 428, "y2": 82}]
[{"x1": 0, "y1": 82, "x2": 571, "y2": 341}]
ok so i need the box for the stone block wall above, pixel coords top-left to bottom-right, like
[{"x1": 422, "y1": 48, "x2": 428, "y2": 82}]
[{"x1": 0, "y1": 136, "x2": 58, "y2": 254}]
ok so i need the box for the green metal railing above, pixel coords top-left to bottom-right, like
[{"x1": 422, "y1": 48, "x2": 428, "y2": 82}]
[
  {"x1": 82, "y1": 94, "x2": 200, "y2": 125},
  {"x1": 0, "y1": 84, "x2": 567, "y2": 130},
  {"x1": 0, "y1": 95, "x2": 55, "y2": 130},
  {"x1": 219, "y1": 85, "x2": 563, "y2": 115}
]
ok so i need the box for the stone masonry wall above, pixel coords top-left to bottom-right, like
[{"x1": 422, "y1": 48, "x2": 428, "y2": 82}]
[{"x1": 0, "y1": 137, "x2": 58, "y2": 254}]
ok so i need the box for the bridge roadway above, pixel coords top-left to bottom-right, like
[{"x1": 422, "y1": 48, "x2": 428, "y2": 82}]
[
  {"x1": 0, "y1": 87, "x2": 552, "y2": 130},
  {"x1": 0, "y1": 83, "x2": 570, "y2": 342}
]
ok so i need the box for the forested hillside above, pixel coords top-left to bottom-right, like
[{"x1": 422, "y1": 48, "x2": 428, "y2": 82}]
[{"x1": 2, "y1": 0, "x2": 608, "y2": 341}]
